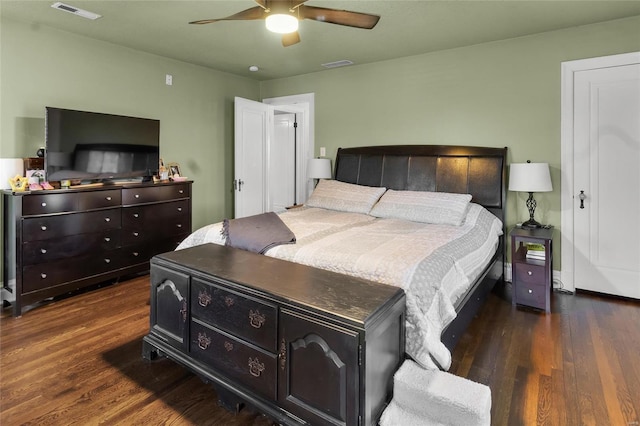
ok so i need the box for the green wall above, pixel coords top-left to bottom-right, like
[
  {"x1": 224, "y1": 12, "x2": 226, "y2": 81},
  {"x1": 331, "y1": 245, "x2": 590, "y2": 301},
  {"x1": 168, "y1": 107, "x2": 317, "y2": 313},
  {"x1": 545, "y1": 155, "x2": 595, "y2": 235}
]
[
  {"x1": 260, "y1": 15, "x2": 640, "y2": 269},
  {"x1": 1, "y1": 13, "x2": 639, "y2": 277},
  {"x1": 0, "y1": 16, "x2": 260, "y2": 232}
]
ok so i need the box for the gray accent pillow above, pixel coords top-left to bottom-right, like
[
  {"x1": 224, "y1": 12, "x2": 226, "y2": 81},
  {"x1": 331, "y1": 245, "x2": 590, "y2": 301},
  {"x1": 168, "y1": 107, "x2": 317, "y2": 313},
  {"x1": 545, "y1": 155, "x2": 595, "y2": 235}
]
[{"x1": 306, "y1": 179, "x2": 386, "y2": 214}]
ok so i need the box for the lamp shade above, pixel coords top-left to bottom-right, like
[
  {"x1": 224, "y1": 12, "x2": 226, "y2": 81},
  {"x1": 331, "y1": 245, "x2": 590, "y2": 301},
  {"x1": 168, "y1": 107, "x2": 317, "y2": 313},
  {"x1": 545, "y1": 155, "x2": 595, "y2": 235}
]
[
  {"x1": 0, "y1": 158, "x2": 24, "y2": 190},
  {"x1": 508, "y1": 162, "x2": 552, "y2": 192},
  {"x1": 307, "y1": 158, "x2": 332, "y2": 180}
]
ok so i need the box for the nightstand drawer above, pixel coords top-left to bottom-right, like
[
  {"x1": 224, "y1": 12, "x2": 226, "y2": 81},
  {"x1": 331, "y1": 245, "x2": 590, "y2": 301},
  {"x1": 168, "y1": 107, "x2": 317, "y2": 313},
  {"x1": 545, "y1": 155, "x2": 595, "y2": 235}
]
[
  {"x1": 191, "y1": 278, "x2": 277, "y2": 353},
  {"x1": 190, "y1": 320, "x2": 277, "y2": 401},
  {"x1": 514, "y1": 263, "x2": 545, "y2": 285},
  {"x1": 514, "y1": 281, "x2": 547, "y2": 310}
]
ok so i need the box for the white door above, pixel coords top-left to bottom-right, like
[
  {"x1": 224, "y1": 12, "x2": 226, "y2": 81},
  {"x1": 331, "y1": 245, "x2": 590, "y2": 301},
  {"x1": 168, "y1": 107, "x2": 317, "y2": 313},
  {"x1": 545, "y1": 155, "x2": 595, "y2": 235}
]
[
  {"x1": 234, "y1": 97, "x2": 270, "y2": 218},
  {"x1": 563, "y1": 54, "x2": 640, "y2": 298},
  {"x1": 270, "y1": 113, "x2": 297, "y2": 212}
]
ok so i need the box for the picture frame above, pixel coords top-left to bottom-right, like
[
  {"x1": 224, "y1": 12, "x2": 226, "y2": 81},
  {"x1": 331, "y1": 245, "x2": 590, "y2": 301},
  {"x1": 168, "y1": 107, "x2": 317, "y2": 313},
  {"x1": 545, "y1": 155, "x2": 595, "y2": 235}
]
[{"x1": 167, "y1": 162, "x2": 181, "y2": 177}]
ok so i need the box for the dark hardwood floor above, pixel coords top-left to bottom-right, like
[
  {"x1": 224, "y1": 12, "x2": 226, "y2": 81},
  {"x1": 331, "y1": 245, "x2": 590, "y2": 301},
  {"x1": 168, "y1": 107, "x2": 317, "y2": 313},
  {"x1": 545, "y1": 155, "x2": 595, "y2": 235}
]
[{"x1": 1, "y1": 275, "x2": 638, "y2": 425}]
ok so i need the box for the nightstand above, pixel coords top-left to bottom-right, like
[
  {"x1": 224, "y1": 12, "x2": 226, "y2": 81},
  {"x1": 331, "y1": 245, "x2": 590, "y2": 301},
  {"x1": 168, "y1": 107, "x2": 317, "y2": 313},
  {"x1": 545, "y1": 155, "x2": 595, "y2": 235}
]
[{"x1": 510, "y1": 226, "x2": 553, "y2": 313}]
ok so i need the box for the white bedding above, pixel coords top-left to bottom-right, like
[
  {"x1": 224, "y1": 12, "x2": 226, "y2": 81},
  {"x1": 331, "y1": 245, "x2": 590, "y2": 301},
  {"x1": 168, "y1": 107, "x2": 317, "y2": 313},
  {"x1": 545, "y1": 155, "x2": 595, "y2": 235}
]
[{"x1": 177, "y1": 203, "x2": 503, "y2": 370}]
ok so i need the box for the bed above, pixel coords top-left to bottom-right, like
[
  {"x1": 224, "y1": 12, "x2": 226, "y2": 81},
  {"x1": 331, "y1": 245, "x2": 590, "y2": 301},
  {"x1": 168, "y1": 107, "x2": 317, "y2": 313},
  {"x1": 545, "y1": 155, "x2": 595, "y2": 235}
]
[{"x1": 178, "y1": 145, "x2": 507, "y2": 370}]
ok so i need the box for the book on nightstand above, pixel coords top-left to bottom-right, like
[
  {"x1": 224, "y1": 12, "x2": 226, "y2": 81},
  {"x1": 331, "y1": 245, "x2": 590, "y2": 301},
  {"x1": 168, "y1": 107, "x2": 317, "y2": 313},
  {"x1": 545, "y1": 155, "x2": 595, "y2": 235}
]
[{"x1": 525, "y1": 242, "x2": 546, "y2": 260}]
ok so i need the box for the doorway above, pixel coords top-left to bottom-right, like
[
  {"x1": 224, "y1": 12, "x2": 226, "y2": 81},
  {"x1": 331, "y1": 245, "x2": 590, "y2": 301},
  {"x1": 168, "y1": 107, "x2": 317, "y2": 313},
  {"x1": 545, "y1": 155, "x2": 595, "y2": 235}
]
[{"x1": 233, "y1": 94, "x2": 315, "y2": 218}]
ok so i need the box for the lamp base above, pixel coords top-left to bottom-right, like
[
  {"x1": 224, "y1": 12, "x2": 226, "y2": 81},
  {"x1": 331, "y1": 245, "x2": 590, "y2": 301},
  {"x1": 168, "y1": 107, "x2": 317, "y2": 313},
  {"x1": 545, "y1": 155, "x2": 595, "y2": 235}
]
[{"x1": 522, "y1": 219, "x2": 544, "y2": 228}]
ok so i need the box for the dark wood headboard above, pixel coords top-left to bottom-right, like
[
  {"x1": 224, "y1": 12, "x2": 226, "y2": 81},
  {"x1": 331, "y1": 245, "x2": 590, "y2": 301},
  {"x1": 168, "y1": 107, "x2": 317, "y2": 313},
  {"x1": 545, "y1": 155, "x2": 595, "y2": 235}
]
[{"x1": 334, "y1": 145, "x2": 507, "y2": 224}]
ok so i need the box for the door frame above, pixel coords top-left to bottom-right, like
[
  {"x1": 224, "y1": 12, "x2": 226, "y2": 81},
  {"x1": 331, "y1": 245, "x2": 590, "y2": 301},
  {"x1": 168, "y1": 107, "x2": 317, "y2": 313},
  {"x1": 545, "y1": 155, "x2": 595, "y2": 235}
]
[
  {"x1": 263, "y1": 93, "x2": 315, "y2": 203},
  {"x1": 560, "y1": 51, "x2": 640, "y2": 293}
]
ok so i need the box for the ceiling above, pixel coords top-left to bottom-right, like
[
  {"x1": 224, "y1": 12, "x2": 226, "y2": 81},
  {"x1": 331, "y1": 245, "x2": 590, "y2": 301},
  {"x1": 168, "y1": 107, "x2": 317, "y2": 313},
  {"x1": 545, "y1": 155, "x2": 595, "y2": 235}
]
[{"x1": 3, "y1": 1, "x2": 640, "y2": 81}]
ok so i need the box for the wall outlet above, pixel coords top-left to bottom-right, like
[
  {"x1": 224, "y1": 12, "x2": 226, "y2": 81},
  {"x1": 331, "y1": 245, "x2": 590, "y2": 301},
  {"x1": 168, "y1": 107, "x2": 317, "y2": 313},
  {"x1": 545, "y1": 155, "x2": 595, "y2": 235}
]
[
  {"x1": 320, "y1": 147, "x2": 326, "y2": 157},
  {"x1": 165, "y1": 74, "x2": 173, "y2": 86}
]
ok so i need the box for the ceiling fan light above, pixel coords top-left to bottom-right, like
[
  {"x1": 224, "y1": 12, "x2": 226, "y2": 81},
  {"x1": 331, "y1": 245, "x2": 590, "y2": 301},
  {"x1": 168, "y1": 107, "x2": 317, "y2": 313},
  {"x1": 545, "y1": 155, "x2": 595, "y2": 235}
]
[{"x1": 265, "y1": 14, "x2": 298, "y2": 34}]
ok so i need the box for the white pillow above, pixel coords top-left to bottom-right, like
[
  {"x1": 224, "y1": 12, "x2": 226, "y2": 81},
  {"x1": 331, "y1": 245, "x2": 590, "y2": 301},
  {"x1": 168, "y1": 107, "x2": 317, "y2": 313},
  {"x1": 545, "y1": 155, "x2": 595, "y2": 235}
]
[
  {"x1": 369, "y1": 190, "x2": 472, "y2": 225},
  {"x1": 306, "y1": 180, "x2": 386, "y2": 214}
]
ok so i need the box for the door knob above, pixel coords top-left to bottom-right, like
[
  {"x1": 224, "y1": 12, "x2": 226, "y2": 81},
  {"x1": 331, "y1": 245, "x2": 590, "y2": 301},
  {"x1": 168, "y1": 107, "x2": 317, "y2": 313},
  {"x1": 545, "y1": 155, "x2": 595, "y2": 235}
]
[{"x1": 579, "y1": 190, "x2": 586, "y2": 209}]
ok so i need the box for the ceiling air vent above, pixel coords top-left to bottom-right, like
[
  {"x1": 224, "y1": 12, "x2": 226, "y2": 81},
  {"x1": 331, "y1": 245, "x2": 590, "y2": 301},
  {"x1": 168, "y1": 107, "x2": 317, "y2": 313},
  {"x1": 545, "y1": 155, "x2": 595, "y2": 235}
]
[
  {"x1": 321, "y1": 60, "x2": 354, "y2": 69},
  {"x1": 51, "y1": 2, "x2": 102, "y2": 20}
]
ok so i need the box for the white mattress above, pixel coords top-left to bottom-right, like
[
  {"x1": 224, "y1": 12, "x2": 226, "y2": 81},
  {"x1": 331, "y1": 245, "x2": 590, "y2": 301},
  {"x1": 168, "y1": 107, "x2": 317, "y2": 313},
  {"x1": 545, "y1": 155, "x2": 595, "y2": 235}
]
[{"x1": 177, "y1": 203, "x2": 503, "y2": 370}]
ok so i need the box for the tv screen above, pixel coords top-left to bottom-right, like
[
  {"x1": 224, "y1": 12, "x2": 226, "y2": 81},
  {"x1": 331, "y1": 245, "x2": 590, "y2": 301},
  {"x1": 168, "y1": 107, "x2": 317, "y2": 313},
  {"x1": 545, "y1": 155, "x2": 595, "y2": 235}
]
[{"x1": 45, "y1": 107, "x2": 160, "y2": 182}]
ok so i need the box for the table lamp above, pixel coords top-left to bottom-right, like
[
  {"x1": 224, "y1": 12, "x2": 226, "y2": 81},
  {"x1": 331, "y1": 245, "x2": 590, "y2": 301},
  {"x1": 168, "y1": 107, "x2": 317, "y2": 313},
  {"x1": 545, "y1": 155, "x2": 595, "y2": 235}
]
[
  {"x1": 1, "y1": 158, "x2": 25, "y2": 190},
  {"x1": 508, "y1": 160, "x2": 552, "y2": 228},
  {"x1": 307, "y1": 158, "x2": 332, "y2": 187}
]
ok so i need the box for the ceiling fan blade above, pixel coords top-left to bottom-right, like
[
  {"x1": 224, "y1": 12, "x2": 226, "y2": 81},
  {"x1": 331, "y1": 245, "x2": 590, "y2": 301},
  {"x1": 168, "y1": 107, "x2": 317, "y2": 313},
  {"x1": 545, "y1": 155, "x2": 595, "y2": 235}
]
[
  {"x1": 298, "y1": 5, "x2": 380, "y2": 29},
  {"x1": 189, "y1": 6, "x2": 265, "y2": 25},
  {"x1": 282, "y1": 31, "x2": 301, "y2": 47}
]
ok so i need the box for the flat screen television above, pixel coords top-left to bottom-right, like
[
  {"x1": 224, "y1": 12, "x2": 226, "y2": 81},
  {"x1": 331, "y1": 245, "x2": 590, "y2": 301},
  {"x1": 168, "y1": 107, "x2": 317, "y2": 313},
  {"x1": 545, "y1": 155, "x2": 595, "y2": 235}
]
[{"x1": 45, "y1": 107, "x2": 160, "y2": 183}]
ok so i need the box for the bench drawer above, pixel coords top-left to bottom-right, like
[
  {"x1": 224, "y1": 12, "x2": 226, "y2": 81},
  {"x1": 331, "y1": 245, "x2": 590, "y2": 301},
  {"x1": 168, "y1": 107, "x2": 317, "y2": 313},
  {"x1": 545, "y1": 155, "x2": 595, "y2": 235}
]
[
  {"x1": 191, "y1": 278, "x2": 277, "y2": 353},
  {"x1": 190, "y1": 320, "x2": 277, "y2": 401}
]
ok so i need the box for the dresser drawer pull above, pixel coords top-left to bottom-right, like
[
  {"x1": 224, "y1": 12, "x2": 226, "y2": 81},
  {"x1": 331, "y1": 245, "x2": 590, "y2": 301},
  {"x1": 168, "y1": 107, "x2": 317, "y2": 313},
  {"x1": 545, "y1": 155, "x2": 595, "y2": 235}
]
[
  {"x1": 527, "y1": 271, "x2": 532, "y2": 276},
  {"x1": 248, "y1": 357, "x2": 265, "y2": 378},
  {"x1": 198, "y1": 290, "x2": 212, "y2": 307},
  {"x1": 528, "y1": 289, "x2": 533, "y2": 294},
  {"x1": 279, "y1": 339, "x2": 287, "y2": 371},
  {"x1": 106, "y1": 196, "x2": 112, "y2": 201},
  {"x1": 179, "y1": 190, "x2": 184, "y2": 194},
  {"x1": 104, "y1": 258, "x2": 111, "y2": 264},
  {"x1": 197, "y1": 332, "x2": 211, "y2": 350},
  {"x1": 40, "y1": 273, "x2": 47, "y2": 279},
  {"x1": 176, "y1": 224, "x2": 182, "y2": 228},
  {"x1": 134, "y1": 194, "x2": 140, "y2": 199},
  {"x1": 132, "y1": 252, "x2": 139, "y2": 257},
  {"x1": 104, "y1": 237, "x2": 111, "y2": 242},
  {"x1": 104, "y1": 217, "x2": 111, "y2": 222},
  {"x1": 177, "y1": 207, "x2": 182, "y2": 212},
  {"x1": 40, "y1": 248, "x2": 47, "y2": 254},
  {"x1": 224, "y1": 296, "x2": 235, "y2": 307},
  {"x1": 249, "y1": 309, "x2": 266, "y2": 329},
  {"x1": 41, "y1": 202, "x2": 47, "y2": 207},
  {"x1": 133, "y1": 232, "x2": 139, "y2": 237},
  {"x1": 133, "y1": 213, "x2": 139, "y2": 218},
  {"x1": 224, "y1": 341, "x2": 234, "y2": 352},
  {"x1": 41, "y1": 225, "x2": 47, "y2": 231}
]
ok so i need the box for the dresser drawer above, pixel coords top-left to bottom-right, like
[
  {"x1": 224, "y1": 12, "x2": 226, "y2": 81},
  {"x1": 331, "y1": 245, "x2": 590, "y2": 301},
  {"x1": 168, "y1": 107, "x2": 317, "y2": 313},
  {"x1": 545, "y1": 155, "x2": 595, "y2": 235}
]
[
  {"x1": 122, "y1": 184, "x2": 189, "y2": 205},
  {"x1": 191, "y1": 278, "x2": 278, "y2": 353},
  {"x1": 190, "y1": 320, "x2": 277, "y2": 400},
  {"x1": 22, "y1": 193, "x2": 77, "y2": 215},
  {"x1": 23, "y1": 209, "x2": 122, "y2": 241},
  {"x1": 513, "y1": 263, "x2": 546, "y2": 285},
  {"x1": 514, "y1": 281, "x2": 547, "y2": 310},
  {"x1": 78, "y1": 189, "x2": 122, "y2": 210},
  {"x1": 22, "y1": 231, "x2": 120, "y2": 265},
  {"x1": 22, "y1": 251, "x2": 120, "y2": 293},
  {"x1": 122, "y1": 200, "x2": 189, "y2": 229}
]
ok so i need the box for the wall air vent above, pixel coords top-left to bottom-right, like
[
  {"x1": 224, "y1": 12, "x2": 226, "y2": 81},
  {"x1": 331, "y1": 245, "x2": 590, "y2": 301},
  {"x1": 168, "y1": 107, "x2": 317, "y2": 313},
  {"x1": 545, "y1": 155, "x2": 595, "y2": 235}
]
[
  {"x1": 321, "y1": 60, "x2": 354, "y2": 69},
  {"x1": 51, "y1": 2, "x2": 102, "y2": 20}
]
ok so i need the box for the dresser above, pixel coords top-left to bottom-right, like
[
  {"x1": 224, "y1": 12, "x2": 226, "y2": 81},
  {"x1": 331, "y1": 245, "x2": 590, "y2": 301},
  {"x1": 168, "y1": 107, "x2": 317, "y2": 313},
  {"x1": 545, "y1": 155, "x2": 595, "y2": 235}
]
[
  {"x1": 142, "y1": 243, "x2": 406, "y2": 426},
  {"x1": 2, "y1": 181, "x2": 192, "y2": 316}
]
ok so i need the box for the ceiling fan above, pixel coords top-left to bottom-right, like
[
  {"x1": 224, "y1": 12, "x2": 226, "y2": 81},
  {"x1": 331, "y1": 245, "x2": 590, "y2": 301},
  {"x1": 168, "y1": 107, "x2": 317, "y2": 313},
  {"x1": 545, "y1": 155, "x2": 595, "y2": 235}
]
[{"x1": 189, "y1": 0, "x2": 381, "y2": 47}]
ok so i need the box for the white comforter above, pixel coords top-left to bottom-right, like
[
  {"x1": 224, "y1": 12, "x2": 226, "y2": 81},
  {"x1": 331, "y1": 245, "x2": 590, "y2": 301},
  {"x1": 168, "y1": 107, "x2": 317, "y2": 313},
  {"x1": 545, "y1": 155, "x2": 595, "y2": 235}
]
[{"x1": 177, "y1": 203, "x2": 503, "y2": 370}]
